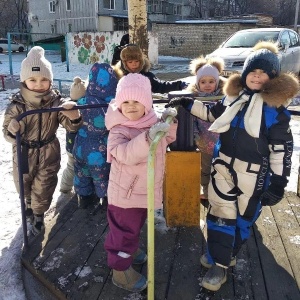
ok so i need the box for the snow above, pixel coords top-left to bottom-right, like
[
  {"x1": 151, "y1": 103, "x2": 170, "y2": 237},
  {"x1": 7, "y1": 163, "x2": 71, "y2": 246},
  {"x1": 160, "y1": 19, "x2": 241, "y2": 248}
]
[{"x1": 0, "y1": 51, "x2": 299, "y2": 300}]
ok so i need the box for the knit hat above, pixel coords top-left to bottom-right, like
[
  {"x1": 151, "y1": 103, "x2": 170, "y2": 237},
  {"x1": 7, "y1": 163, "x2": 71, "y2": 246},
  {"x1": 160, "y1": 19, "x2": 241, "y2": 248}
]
[
  {"x1": 70, "y1": 76, "x2": 87, "y2": 100},
  {"x1": 20, "y1": 46, "x2": 53, "y2": 82},
  {"x1": 196, "y1": 64, "x2": 220, "y2": 90},
  {"x1": 120, "y1": 44, "x2": 145, "y2": 73},
  {"x1": 114, "y1": 73, "x2": 153, "y2": 114},
  {"x1": 241, "y1": 41, "x2": 280, "y2": 86}
]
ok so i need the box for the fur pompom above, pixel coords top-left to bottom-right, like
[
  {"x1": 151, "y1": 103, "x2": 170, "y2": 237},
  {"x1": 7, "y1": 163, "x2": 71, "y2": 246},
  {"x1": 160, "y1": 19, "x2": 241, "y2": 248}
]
[
  {"x1": 252, "y1": 41, "x2": 278, "y2": 54},
  {"x1": 189, "y1": 56, "x2": 224, "y2": 75}
]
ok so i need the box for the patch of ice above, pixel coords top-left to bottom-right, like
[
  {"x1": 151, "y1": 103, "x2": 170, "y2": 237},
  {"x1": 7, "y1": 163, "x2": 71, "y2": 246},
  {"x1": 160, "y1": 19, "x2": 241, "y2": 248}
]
[
  {"x1": 289, "y1": 235, "x2": 300, "y2": 245},
  {"x1": 75, "y1": 265, "x2": 92, "y2": 278}
]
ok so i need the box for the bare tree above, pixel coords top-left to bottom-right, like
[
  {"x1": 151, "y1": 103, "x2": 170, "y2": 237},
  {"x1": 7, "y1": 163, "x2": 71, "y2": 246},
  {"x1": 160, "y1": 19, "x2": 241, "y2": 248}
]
[{"x1": 0, "y1": 0, "x2": 28, "y2": 38}]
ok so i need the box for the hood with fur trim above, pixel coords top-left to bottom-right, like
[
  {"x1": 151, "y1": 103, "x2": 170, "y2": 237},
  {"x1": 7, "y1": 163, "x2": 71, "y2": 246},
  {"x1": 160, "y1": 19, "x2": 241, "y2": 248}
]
[
  {"x1": 189, "y1": 56, "x2": 224, "y2": 75},
  {"x1": 187, "y1": 56, "x2": 226, "y2": 95},
  {"x1": 223, "y1": 73, "x2": 299, "y2": 107},
  {"x1": 113, "y1": 57, "x2": 151, "y2": 79}
]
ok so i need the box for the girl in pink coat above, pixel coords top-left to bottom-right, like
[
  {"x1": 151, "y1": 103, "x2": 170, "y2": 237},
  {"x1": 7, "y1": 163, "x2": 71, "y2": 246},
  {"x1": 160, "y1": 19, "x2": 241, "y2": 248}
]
[{"x1": 104, "y1": 73, "x2": 178, "y2": 293}]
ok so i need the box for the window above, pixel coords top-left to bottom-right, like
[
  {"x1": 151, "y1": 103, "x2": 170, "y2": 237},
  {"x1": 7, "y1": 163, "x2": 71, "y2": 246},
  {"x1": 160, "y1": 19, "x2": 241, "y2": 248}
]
[
  {"x1": 68, "y1": 24, "x2": 72, "y2": 32},
  {"x1": 280, "y1": 31, "x2": 291, "y2": 48},
  {"x1": 123, "y1": 0, "x2": 128, "y2": 10},
  {"x1": 173, "y1": 5, "x2": 181, "y2": 15},
  {"x1": 49, "y1": 1, "x2": 56, "y2": 13},
  {"x1": 114, "y1": 17, "x2": 128, "y2": 31},
  {"x1": 66, "y1": 0, "x2": 71, "y2": 11},
  {"x1": 289, "y1": 31, "x2": 300, "y2": 47},
  {"x1": 103, "y1": 0, "x2": 115, "y2": 9}
]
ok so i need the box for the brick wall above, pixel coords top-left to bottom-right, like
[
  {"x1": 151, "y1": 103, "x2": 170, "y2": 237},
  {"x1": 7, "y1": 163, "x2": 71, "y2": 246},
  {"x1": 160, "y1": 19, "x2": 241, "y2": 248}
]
[{"x1": 152, "y1": 23, "x2": 255, "y2": 58}]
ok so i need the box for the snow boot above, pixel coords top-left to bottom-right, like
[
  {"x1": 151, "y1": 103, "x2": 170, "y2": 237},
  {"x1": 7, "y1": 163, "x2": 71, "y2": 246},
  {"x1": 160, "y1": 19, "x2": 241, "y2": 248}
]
[
  {"x1": 77, "y1": 194, "x2": 94, "y2": 209},
  {"x1": 132, "y1": 248, "x2": 147, "y2": 265},
  {"x1": 200, "y1": 253, "x2": 236, "y2": 269},
  {"x1": 31, "y1": 214, "x2": 45, "y2": 236},
  {"x1": 202, "y1": 265, "x2": 227, "y2": 292},
  {"x1": 25, "y1": 199, "x2": 33, "y2": 224},
  {"x1": 112, "y1": 266, "x2": 147, "y2": 292}
]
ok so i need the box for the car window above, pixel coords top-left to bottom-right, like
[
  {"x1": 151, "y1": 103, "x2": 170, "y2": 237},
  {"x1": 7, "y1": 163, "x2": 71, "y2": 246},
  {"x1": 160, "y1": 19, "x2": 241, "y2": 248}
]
[
  {"x1": 288, "y1": 31, "x2": 300, "y2": 47},
  {"x1": 223, "y1": 31, "x2": 279, "y2": 48},
  {"x1": 0, "y1": 40, "x2": 8, "y2": 44},
  {"x1": 280, "y1": 31, "x2": 291, "y2": 48}
]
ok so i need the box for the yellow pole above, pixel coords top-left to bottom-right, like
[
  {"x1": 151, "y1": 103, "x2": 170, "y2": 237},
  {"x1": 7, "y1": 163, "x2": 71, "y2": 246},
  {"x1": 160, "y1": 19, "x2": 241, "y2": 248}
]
[{"x1": 147, "y1": 115, "x2": 174, "y2": 300}]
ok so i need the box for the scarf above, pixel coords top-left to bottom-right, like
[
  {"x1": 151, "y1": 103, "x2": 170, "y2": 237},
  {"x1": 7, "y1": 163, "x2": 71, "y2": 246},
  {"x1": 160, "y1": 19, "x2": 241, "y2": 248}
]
[
  {"x1": 106, "y1": 105, "x2": 158, "y2": 163},
  {"x1": 208, "y1": 91, "x2": 264, "y2": 138}
]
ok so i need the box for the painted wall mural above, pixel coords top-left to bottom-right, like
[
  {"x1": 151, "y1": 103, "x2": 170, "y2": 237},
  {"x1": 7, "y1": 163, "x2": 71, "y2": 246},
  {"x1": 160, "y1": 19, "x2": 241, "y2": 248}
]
[
  {"x1": 66, "y1": 31, "x2": 158, "y2": 65},
  {"x1": 67, "y1": 31, "x2": 124, "y2": 65}
]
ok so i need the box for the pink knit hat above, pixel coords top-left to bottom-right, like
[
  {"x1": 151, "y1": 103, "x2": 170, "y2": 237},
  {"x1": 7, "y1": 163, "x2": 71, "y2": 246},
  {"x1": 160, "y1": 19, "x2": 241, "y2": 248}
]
[{"x1": 114, "y1": 73, "x2": 153, "y2": 114}]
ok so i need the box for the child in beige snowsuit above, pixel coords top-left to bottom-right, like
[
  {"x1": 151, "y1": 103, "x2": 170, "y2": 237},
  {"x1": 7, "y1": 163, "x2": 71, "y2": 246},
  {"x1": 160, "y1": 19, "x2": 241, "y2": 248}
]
[{"x1": 2, "y1": 46, "x2": 82, "y2": 235}]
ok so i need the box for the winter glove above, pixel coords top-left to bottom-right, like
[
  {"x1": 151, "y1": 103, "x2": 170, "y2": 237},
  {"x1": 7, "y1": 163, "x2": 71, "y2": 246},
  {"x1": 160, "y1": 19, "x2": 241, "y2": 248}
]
[
  {"x1": 165, "y1": 97, "x2": 194, "y2": 111},
  {"x1": 180, "y1": 81, "x2": 188, "y2": 89},
  {"x1": 147, "y1": 122, "x2": 170, "y2": 142},
  {"x1": 7, "y1": 119, "x2": 25, "y2": 135},
  {"x1": 70, "y1": 76, "x2": 86, "y2": 100},
  {"x1": 60, "y1": 101, "x2": 81, "y2": 121},
  {"x1": 161, "y1": 107, "x2": 177, "y2": 122},
  {"x1": 260, "y1": 175, "x2": 288, "y2": 206}
]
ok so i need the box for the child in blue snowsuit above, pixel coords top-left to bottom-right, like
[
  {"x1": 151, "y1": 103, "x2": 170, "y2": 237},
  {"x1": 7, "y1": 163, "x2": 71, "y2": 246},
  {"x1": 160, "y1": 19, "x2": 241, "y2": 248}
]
[
  {"x1": 166, "y1": 41, "x2": 299, "y2": 292},
  {"x1": 73, "y1": 63, "x2": 118, "y2": 208}
]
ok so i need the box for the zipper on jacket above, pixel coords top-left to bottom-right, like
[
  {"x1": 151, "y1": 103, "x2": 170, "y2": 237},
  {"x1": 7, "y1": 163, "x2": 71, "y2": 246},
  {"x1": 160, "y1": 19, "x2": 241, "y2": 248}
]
[{"x1": 126, "y1": 175, "x2": 139, "y2": 199}]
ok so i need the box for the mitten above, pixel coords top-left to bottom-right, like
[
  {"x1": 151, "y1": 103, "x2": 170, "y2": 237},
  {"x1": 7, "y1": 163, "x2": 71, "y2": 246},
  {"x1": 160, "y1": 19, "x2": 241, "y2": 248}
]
[
  {"x1": 8, "y1": 119, "x2": 23, "y2": 135},
  {"x1": 161, "y1": 107, "x2": 177, "y2": 122},
  {"x1": 70, "y1": 76, "x2": 86, "y2": 100},
  {"x1": 260, "y1": 175, "x2": 288, "y2": 206},
  {"x1": 180, "y1": 81, "x2": 188, "y2": 89},
  {"x1": 148, "y1": 122, "x2": 170, "y2": 141},
  {"x1": 60, "y1": 101, "x2": 81, "y2": 120},
  {"x1": 165, "y1": 97, "x2": 194, "y2": 111}
]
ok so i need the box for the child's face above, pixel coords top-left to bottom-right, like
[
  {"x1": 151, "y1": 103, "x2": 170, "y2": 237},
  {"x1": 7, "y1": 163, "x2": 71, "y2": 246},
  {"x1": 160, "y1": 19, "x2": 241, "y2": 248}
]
[
  {"x1": 246, "y1": 69, "x2": 270, "y2": 90},
  {"x1": 24, "y1": 76, "x2": 51, "y2": 92},
  {"x1": 121, "y1": 100, "x2": 145, "y2": 121},
  {"x1": 198, "y1": 76, "x2": 217, "y2": 93},
  {"x1": 125, "y1": 60, "x2": 141, "y2": 73}
]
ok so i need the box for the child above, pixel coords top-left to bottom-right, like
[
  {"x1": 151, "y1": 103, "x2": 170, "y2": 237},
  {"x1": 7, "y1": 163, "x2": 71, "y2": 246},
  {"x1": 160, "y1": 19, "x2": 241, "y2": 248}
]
[
  {"x1": 60, "y1": 77, "x2": 87, "y2": 194},
  {"x1": 72, "y1": 63, "x2": 118, "y2": 209},
  {"x1": 166, "y1": 42, "x2": 299, "y2": 291},
  {"x1": 113, "y1": 44, "x2": 188, "y2": 93},
  {"x1": 104, "y1": 73, "x2": 178, "y2": 292},
  {"x1": 187, "y1": 56, "x2": 226, "y2": 200},
  {"x1": 111, "y1": 33, "x2": 129, "y2": 65},
  {"x1": 2, "y1": 46, "x2": 82, "y2": 235}
]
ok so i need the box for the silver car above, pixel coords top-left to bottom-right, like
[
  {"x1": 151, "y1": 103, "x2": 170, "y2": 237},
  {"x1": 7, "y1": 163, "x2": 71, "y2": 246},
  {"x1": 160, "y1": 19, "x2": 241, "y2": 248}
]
[{"x1": 206, "y1": 28, "x2": 300, "y2": 77}]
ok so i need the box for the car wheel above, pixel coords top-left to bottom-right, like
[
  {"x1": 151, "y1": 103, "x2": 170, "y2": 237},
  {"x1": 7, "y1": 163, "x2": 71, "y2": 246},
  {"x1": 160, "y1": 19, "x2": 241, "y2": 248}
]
[
  {"x1": 18, "y1": 47, "x2": 24, "y2": 52},
  {"x1": 0, "y1": 47, "x2": 3, "y2": 53}
]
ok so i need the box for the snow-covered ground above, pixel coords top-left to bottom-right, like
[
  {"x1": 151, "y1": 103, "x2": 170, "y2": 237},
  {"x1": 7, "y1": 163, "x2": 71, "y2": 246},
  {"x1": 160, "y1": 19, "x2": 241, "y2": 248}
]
[{"x1": 0, "y1": 51, "x2": 299, "y2": 300}]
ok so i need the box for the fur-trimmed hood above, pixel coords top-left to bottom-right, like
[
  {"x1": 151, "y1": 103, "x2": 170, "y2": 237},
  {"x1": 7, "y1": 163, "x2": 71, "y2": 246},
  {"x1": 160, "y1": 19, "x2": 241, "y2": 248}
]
[
  {"x1": 187, "y1": 77, "x2": 227, "y2": 95},
  {"x1": 112, "y1": 57, "x2": 151, "y2": 79},
  {"x1": 187, "y1": 55, "x2": 227, "y2": 95},
  {"x1": 223, "y1": 73, "x2": 299, "y2": 107},
  {"x1": 189, "y1": 56, "x2": 224, "y2": 75}
]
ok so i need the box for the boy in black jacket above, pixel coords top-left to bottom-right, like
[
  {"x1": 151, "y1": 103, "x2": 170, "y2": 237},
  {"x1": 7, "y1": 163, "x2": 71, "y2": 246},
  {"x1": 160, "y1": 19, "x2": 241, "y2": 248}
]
[{"x1": 113, "y1": 44, "x2": 187, "y2": 94}]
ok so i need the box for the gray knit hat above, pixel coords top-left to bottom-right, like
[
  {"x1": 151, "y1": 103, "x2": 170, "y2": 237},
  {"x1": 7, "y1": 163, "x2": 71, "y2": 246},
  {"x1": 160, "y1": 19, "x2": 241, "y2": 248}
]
[
  {"x1": 20, "y1": 46, "x2": 53, "y2": 82},
  {"x1": 241, "y1": 42, "x2": 280, "y2": 86}
]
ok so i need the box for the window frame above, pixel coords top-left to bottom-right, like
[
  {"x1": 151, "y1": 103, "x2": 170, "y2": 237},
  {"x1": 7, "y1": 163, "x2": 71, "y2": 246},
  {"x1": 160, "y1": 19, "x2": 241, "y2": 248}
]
[
  {"x1": 66, "y1": 0, "x2": 71, "y2": 11},
  {"x1": 49, "y1": 1, "x2": 56, "y2": 13},
  {"x1": 103, "y1": 0, "x2": 115, "y2": 10}
]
